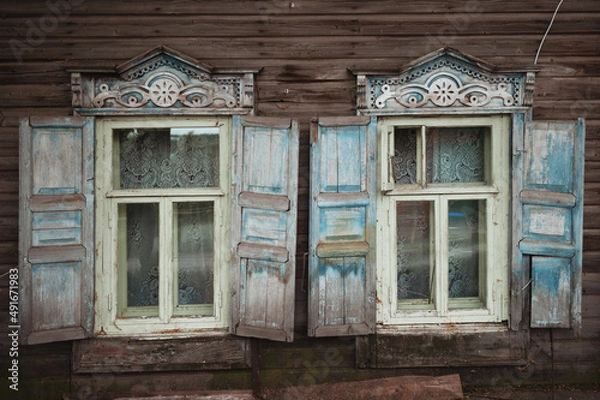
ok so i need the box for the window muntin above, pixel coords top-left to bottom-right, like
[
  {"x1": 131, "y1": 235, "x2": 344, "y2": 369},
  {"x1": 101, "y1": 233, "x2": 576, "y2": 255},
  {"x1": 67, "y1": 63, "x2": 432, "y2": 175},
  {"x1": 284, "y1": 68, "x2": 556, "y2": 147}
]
[
  {"x1": 378, "y1": 116, "x2": 509, "y2": 326},
  {"x1": 95, "y1": 118, "x2": 230, "y2": 336}
]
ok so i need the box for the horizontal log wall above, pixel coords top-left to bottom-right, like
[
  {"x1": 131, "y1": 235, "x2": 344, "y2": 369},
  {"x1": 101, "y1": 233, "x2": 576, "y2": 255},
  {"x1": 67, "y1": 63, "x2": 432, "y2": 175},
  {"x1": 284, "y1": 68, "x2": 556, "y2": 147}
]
[{"x1": 1, "y1": 0, "x2": 599, "y2": 398}]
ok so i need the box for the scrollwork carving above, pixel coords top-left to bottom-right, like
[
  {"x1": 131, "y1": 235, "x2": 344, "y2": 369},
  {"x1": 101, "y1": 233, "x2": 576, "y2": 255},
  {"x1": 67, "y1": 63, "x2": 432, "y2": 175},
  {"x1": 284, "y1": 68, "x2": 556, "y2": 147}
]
[
  {"x1": 376, "y1": 72, "x2": 515, "y2": 109},
  {"x1": 92, "y1": 71, "x2": 238, "y2": 109}
]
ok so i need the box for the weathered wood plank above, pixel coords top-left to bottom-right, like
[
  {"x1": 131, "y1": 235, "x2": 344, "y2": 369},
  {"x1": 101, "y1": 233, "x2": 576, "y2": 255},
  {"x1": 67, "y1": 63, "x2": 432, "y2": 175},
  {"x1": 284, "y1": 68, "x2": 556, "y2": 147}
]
[
  {"x1": 73, "y1": 337, "x2": 251, "y2": 373},
  {"x1": 533, "y1": 77, "x2": 600, "y2": 101},
  {"x1": 533, "y1": 100, "x2": 600, "y2": 120},
  {"x1": 0, "y1": 0, "x2": 596, "y2": 15},
  {"x1": 583, "y1": 229, "x2": 600, "y2": 251},
  {"x1": 265, "y1": 374, "x2": 463, "y2": 400},
  {"x1": 584, "y1": 184, "x2": 600, "y2": 205},
  {"x1": 0, "y1": 216, "x2": 17, "y2": 242},
  {"x1": 551, "y1": 338, "x2": 600, "y2": 362},
  {"x1": 71, "y1": 370, "x2": 253, "y2": 397},
  {"x1": 2, "y1": 13, "x2": 598, "y2": 39},
  {"x1": 582, "y1": 294, "x2": 600, "y2": 318},
  {"x1": 583, "y1": 251, "x2": 600, "y2": 272},
  {"x1": 373, "y1": 330, "x2": 527, "y2": 368},
  {"x1": 3, "y1": 35, "x2": 599, "y2": 63},
  {"x1": 554, "y1": 317, "x2": 600, "y2": 339},
  {"x1": 0, "y1": 84, "x2": 70, "y2": 108},
  {"x1": 0, "y1": 242, "x2": 18, "y2": 266},
  {"x1": 583, "y1": 272, "x2": 600, "y2": 294}
]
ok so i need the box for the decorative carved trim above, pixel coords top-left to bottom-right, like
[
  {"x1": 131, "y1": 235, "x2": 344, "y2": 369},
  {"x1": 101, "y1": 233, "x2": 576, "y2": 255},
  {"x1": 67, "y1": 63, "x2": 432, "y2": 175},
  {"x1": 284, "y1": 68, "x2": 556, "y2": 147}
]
[
  {"x1": 523, "y1": 72, "x2": 536, "y2": 107},
  {"x1": 92, "y1": 71, "x2": 237, "y2": 109},
  {"x1": 375, "y1": 71, "x2": 515, "y2": 109},
  {"x1": 354, "y1": 48, "x2": 534, "y2": 114},
  {"x1": 72, "y1": 46, "x2": 258, "y2": 115}
]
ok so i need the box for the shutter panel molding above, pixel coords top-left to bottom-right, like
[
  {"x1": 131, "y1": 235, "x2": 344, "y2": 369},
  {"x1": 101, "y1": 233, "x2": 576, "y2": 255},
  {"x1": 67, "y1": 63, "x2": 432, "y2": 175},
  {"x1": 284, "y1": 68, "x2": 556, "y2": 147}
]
[
  {"x1": 231, "y1": 116, "x2": 299, "y2": 342},
  {"x1": 308, "y1": 116, "x2": 377, "y2": 337},
  {"x1": 519, "y1": 119, "x2": 585, "y2": 332},
  {"x1": 19, "y1": 116, "x2": 95, "y2": 345}
]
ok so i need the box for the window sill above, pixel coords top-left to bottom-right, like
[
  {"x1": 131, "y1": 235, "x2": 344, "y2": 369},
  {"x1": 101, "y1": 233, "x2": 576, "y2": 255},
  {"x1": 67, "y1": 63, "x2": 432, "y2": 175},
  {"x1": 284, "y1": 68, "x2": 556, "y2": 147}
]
[{"x1": 376, "y1": 322, "x2": 509, "y2": 335}]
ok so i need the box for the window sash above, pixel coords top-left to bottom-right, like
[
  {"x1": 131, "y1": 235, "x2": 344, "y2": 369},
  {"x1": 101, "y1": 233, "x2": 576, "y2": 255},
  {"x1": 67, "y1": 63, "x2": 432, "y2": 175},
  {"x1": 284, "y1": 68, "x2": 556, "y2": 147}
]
[
  {"x1": 95, "y1": 117, "x2": 230, "y2": 336},
  {"x1": 377, "y1": 115, "x2": 509, "y2": 326},
  {"x1": 114, "y1": 198, "x2": 220, "y2": 320},
  {"x1": 392, "y1": 194, "x2": 491, "y2": 317}
]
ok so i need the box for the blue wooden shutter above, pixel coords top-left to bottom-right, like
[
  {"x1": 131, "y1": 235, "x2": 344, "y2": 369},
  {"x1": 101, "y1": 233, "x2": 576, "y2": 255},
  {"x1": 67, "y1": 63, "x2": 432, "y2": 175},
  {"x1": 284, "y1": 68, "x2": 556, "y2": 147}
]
[
  {"x1": 231, "y1": 116, "x2": 299, "y2": 342},
  {"x1": 519, "y1": 119, "x2": 585, "y2": 331},
  {"x1": 19, "y1": 117, "x2": 95, "y2": 344},
  {"x1": 308, "y1": 116, "x2": 377, "y2": 337}
]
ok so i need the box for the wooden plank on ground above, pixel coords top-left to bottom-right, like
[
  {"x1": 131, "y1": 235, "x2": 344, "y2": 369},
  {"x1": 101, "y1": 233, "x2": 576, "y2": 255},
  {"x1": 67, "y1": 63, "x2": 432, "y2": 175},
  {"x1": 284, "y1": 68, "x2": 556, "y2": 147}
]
[{"x1": 263, "y1": 374, "x2": 463, "y2": 400}]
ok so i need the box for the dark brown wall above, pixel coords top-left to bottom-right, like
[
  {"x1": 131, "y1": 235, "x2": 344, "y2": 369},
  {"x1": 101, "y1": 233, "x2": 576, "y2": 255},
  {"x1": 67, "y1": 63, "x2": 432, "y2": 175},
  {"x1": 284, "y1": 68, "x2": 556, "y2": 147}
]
[{"x1": 1, "y1": 1, "x2": 599, "y2": 398}]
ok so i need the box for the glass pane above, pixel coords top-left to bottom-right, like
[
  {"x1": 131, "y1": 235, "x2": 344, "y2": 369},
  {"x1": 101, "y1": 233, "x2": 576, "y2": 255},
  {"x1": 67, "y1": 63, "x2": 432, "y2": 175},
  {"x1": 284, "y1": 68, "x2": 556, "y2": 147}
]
[
  {"x1": 426, "y1": 126, "x2": 488, "y2": 184},
  {"x1": 393, "y1": 128, "x2": 418, "y2": 184},
  {"x1": 396, "y1": 201, "x2": 434, "y2": 301},
  {"x1": 117, "y1": 127, "x2": 219, "y2": 189},
  {"x1": 448, "y1": 200, "x2": 486, "y2": 299},
  {"x1": 174, "y1": 202, "x2": 214, "y2": 314},
  {"x1": 119, "y1": 203, "x2": 160, "y2": 314}
]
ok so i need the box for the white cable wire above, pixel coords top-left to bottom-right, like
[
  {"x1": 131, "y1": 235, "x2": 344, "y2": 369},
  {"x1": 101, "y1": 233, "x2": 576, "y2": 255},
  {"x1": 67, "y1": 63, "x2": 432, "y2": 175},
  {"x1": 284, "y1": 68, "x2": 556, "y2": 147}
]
[{"x1": 534, "y1": 0, "x2": 565, "y2": 65}]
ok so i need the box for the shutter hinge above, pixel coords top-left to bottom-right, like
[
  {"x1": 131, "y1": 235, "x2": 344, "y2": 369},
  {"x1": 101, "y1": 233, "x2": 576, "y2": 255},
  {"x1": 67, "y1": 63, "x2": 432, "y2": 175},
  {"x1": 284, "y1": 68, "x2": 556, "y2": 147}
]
[
  {"x1": 108, "y1": 294, "x2": 112, "y2": 312},
  {"x1": 388, "y1": 287, "x2": 393, "y2": 304}
]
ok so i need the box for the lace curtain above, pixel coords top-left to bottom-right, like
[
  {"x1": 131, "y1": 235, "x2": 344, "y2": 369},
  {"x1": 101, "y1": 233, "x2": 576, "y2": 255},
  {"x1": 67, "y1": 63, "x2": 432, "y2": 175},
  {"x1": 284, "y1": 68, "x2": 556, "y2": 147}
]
[
  {"x1": 175, "y1": 202, "x2": 214, "y2": 307},
  {"x1": 396, "y1": 200, "x2": 484, "y2": 301},
  {"x1": 124, "y1": 203, "x2": 160, "y2": 309},
  {"x1": 393, "y1": 126, "x2": 487, "y2": 185},
  {"x1": 396, "y1": 201, "x2": 432, "y2": 301},
  {"x1": 427, "y1": 127, "x2": 486, "y2": 184},
  {"x1": 124, "y1": 202, "x2": 214, "y2": 310},
  {"x1": 117, "y1": 128, "x2": 219, "y2": 189},
  {"x1": 448, "y1": 200, "x2": 484, "y2": 299}
]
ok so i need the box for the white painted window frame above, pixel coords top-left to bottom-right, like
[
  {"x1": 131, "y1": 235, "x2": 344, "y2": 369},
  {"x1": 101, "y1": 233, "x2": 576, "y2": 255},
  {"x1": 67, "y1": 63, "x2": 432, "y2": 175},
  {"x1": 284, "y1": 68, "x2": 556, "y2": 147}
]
[
  {"x1": 376, "y1": 115, "x2": 510, "y2": 326},
  {"x1": 95, "y1": 116, "x2": 231, "y2": 337}
]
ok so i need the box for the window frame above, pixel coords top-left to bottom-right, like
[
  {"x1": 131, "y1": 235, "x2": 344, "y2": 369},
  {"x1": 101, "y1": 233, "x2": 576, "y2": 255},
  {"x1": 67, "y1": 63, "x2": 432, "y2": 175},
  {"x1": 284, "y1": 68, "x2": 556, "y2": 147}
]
[
  {"x1": 376, "y1": 115, "x2": 510, "y2": 327},
  {"x1": 95, "y1": 116, "x2": 232, "y2": 337}
]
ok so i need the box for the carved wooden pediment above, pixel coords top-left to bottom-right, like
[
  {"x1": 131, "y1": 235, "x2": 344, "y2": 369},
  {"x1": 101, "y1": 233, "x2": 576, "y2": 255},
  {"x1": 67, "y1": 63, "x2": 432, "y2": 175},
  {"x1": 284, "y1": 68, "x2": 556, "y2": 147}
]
[
  {"x1": 354, "y1": 48, "x2": 535, "y2": 114},
  {"x1": 72, "y1": 46, "x2": 259, "y2": 115}
]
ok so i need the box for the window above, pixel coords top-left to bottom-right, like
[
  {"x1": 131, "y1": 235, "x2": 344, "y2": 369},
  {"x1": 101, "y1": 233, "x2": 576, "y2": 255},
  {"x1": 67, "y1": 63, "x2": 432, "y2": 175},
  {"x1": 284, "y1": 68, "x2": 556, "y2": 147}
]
[
  {"x1": 17, "y1": 48, "x2": 584, "y2": 348},
  {"x1": 95, "y1": 117, "x2": 231, "y2": 336},
  {"x1": 377, "y1": 116, "x2": 510, "y2": 325}
]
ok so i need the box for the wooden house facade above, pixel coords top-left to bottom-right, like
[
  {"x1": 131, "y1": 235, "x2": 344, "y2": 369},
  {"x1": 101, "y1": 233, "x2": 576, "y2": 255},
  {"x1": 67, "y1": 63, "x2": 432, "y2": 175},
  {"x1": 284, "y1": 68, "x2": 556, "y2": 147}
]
[{"x1": 1, "y1": 1, "x2": 599, "y2": 398}]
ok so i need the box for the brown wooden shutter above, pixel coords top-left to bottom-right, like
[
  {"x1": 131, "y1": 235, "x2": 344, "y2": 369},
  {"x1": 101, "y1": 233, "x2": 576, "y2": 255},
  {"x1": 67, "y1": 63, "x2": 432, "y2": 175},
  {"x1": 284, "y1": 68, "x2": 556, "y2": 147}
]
[
  {"x1": 519, "y1": 119, "x2": 585, "y2": 332},
  {"x1": 19, "y1": 116, "x2": 95, "y2": 344},
  {"x1": 230, "y1": 116, "x2": 299, "y2": 342},
  {"x1": 308, "y1": 116, "x2": 377, "y2": 337}
]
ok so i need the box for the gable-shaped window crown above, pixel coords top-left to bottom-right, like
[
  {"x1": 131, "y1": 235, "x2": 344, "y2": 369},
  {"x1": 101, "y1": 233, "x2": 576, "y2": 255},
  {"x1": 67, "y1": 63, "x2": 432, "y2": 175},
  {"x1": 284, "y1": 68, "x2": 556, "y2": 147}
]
[
  {"x1": 71, "y1": 46, "x2": 259, "y2": 116},
  {"x1": 353, "y1": 47, "x2": 535, "y2": 115}
]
